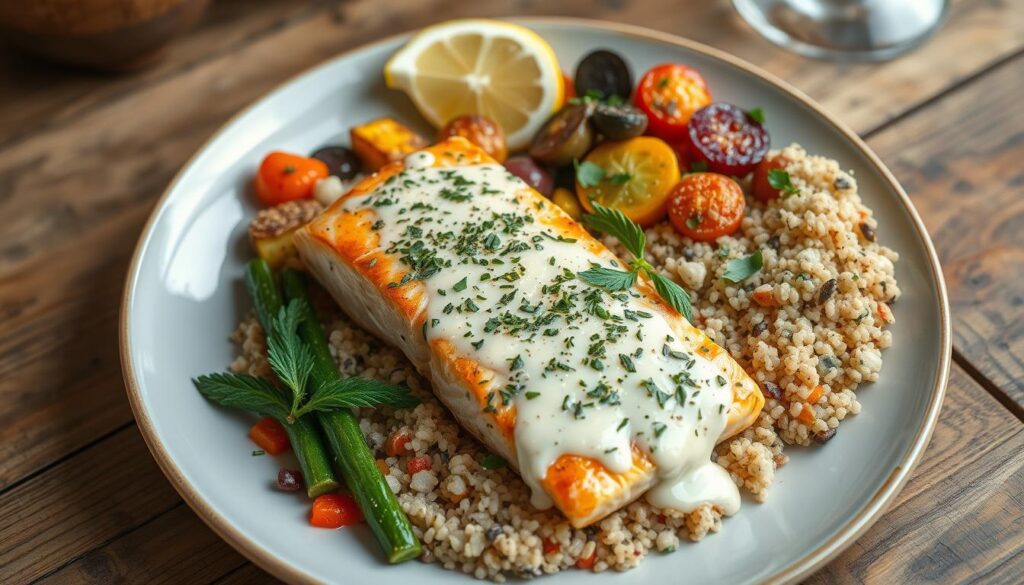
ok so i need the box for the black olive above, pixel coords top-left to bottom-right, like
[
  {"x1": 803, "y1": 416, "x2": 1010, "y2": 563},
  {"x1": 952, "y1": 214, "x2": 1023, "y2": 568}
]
[
  {"x1": 528, "y1": 104, "x2": 595, "y2": 167},
  {"x1": 813, "y1": 428, "x2": 837, "y2": 445},
  {"x1": 592, "y1": 103, "x2": 648, "y2": 140},
  {"x1": 762, "y1": 381, "x2": 783, "y2": 401},
  {"x1": 766, "y1": 234, "x2": 781, "y2": 250},
  {"x1": 817, "y1": 278, "x2": 838, "y2": 305},
  {"x1": 833, "y1": 176, "x2": 852, "y2": 190},
  {"x1": 574, "y1": 49, "x2": 632, "y2": 101},
  {"x1": 311, "y1": 145, "x2": 361, "y2": 180},
  {"x1": 752, "y1": 320, "x2": 768, "y2": 336},
  {"x1": 858, "y1": 222, "x2": 877, "y2": 242}
]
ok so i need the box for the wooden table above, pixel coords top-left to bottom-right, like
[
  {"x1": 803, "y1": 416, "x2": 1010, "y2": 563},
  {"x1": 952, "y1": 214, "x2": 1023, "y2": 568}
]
[{"x1": 1, "y1": 1, "x2": 1021, "y2": 583}]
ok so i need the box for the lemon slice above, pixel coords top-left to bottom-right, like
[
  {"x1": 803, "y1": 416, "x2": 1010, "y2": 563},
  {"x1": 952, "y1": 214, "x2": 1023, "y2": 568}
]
[{"x1": 385, "y1": 19, "x2": 563, "y2": 151}]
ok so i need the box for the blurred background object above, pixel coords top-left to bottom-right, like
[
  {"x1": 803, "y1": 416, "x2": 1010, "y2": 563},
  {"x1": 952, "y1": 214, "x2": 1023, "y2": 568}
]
[
  {"x1": 0, "y1": 0, "x2": 209, "y2": 70},
  {"x1": 731, "y1": 0, "x2": 949, "y2": 61}
]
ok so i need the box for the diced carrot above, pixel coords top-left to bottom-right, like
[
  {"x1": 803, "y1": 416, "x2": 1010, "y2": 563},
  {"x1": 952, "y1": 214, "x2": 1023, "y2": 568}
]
[
  {"x1": 575, "y1": 551, "x2": 597, "y2": 570},
  {"x1": 310, "y1": 494, "x2": 364, "y2": 528},
  {"x1": 385, "y1": 431, "x2": 411, "y2": 457},
  {"x1": 542, "y1": 538, "x2": 561, "y2": 555},
  {"x1": 407, "y1": 455, "x2": 432, "y2": 475},
  {"x1": 375, "y1": 458, "x2": 391, "y2": 476},
  {"x1": 876, "y1": 302, "x2": 895, "y2": 324},
  {"x1": 750, "y1": 288, "x2": 776, "y2": 307},
  {"x1": 806, "y1": 385, "x2": 824, "y2": 404},
  {"x1": 249, "y1": 417, "x2": 290, "y2": 455},
  {"x1": 795, "y1": 403, "x2": 816, "y2": 425}
]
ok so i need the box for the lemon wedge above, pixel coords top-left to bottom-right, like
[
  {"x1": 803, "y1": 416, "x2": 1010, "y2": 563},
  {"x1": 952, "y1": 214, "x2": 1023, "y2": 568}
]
[{"x1": 385, "y1": 19, "x2": 563, "y2": 151}]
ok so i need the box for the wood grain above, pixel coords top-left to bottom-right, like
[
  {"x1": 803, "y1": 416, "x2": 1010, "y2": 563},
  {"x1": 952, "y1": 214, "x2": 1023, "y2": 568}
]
[
  {"x1": 12, "y1": 366, "x2": 1020, "y2": 585},
  {"x1": 868, "y1": 57, "x2": 1024, "y2": 410},
  {"x1": 1, "y1": 0, "x2": 1022, "y2": 489}
]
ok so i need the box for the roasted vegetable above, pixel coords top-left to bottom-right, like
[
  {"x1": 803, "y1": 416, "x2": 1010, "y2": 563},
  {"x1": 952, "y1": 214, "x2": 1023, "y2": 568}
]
[
  {"x1": 350, "y1": 117, "x2": 428, "y2": 171},
  {"x1": 529, "y1": 104, "x2": 594, "y2": 167},
  {"x1": 592, "y1": 103, "x2": 648, "y2": 140},
  {"x1": 575, "y1": 137, "x2": 680, "y2": 226},
  {"x1": 686, "y1": 103, "x2": 769, "y2": 176},
  {"x1": 634, "y1": 64, "x2": 712, "y2": 141},
  {"x1": 439, "y1": 115, "x2": 508, "y2": 162},
  {"x1": 666, "y1": 172, "x2": 745, "y2": 241},
  {"x1": 574, "y1": 50, "x2": 632, "y2": 101},
  {"x1": 255, "y1": 152, "x2": 328, "y2": 206},
  {"x1": 311, "y1": 145, "x2": 361, "y2": 180},
  {"x1": 248, "y1": 199, "x2": 323, "y2": 268}
]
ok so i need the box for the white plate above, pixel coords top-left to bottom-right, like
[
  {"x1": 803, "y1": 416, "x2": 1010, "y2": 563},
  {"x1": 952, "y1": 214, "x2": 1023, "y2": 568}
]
[{"x1": 121, "y1": 17, "x2": 950, "y2": 585}]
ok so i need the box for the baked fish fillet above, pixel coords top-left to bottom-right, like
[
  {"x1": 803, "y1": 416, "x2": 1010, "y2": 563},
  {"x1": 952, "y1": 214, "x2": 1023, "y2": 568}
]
[{"x1": 295, "y1": 137, "x2": 764, "y2": 527}]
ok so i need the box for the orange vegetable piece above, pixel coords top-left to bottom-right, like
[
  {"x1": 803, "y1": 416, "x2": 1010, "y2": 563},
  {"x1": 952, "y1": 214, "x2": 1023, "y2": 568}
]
[
  {"x1": 249, "y1": 416, "x2": 290, "y2": 455},
  {"x1": 350, "y1": 117, "x2": 427, "y2": 172},
  {"x1": 542, "y1": 538, "x2": 560, "y2": 555},
  {"x1": 795, "y1": 403, "x2": 816, "y2": 425},
  {"x1": 439, "y1": 115, "x2": 508, "y2": 162},
  {"x1": 575, "y1": 551, "x2": 597, "y2": 570},
  {"x1": 806, "y1": 385, "x2": 825, "y2": 404},
  {"x1": 375, "y1": 458, "x2": 391, "y2": 476},
  {"x1": 310, "y1": 493, "x2": 364, "y2": 528},
  {"x1": 561, "y1": 71, "x2": 576, "y2": 105},
  {"x1": 385, "y1": 431, "x2": 411, "y2": 457},
  {"x1": 406, "y1": 455, "x2": 431, "y2": 475},
  {"x1": 254, "y1": 152, "x2": 328, "y2": 206},
  {"x1": 750, "y1": 288, "x2": 776, "y2": 307},
  {"x1": 667, "y1": 172, "x2": 745, "y2": 241}
]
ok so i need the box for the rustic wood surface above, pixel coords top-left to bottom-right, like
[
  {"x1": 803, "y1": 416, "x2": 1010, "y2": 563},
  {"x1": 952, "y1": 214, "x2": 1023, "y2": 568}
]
[{"x1": 0, "y1": 0, "x2": 1021, "y2": 583}]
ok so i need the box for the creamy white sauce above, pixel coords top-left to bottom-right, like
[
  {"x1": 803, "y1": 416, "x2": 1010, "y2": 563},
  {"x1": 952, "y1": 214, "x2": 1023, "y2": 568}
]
[{"x1": 344, "y1": 157, "x2": 740, "y2": 516}]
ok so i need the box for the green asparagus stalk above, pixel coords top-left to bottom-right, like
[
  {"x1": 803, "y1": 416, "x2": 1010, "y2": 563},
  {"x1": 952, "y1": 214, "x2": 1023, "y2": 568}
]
[
  {"x1": 281, "y1": 268, "x2": 422, "y2": 564},
  {"x1": 244, "y1": 259, "x2": 338, "y2": 498}
]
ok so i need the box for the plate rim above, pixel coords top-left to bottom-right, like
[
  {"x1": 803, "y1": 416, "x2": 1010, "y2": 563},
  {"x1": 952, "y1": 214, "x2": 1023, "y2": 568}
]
[{"x1": 119, "y1": 16, "x2": 951, "y2": 585}]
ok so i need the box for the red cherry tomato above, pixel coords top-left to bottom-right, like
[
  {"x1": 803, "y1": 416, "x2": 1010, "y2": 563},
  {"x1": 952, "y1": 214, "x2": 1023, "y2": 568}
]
[
  {"x1": 686, "y1": 103, "x2": 770, "y2": 177},
  {"x1": 634, "y1": 64, "x2": 712, "y2": 142},
  {"x1": 753, "y1": 157, "x2": 789, "y2": 202},
  {"x1": 255, "y1": 152, "x2": 328, "y2": 206},
  {"x1": 406, "y1": 455, "x2": 432, "y2": 475},
  {"x1": 667, "y1": 173, "x2": 745, "y2": 242},
  {"x1": 310, "y1": 493, "x2": 364, "y2": 528}
]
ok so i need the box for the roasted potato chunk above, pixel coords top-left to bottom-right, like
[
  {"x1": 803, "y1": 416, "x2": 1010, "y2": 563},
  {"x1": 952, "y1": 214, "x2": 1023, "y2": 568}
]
[
  {"x1": 249, "y1": 199, "x2": 323, "y2": 268},
  {"x1": 350, "y1": 117, "x2": 427, "y2": 171}
]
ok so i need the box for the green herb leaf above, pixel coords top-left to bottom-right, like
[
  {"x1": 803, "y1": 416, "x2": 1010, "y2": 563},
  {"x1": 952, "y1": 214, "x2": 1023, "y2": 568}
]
[
  {"x1": 609, "y1": 172, "x2": 633, "y2": 185},
  {"x1": 685, "y1": 213, "x2": 702, "y2": 230},
  {"x1": 481, "y1": 454, "x2": 507, "y2": 470},
  {"x1": 747, "y1": 107, "x2": 766, "y2": 124},
  {"x1": 265, "y1": 300, "x2": 315, "y2": 413},
  {"x1": 296, "y1": 377, "x2": 418, "y2": 417},
  {"x1": 582, "y1": 202, "x2": 646, "y2": 259},
  {"x1": 193, "y1": 373, "x2": 291, "y2": 420},
  {"x1": 574, "y1": 160, "x2": 606, "y2": 188},
  {"x1": 646, "y1": 270, "x2": 693, "y2": 321},
  {"x1": 577, "y1": 266, "x2": 637, "y2": 291},
  {"x1": 453, "y1": 276, "x2": 468, "y2": 292},
  {"x1": 767, "y1": 168, "x2": 799, "y2": 197},
  {"x1": 723, "y1": 250, "x2": 764, "y2": 283},
  {"x1": 689, "y1": 160, "x2": 708, "y2": 173}
]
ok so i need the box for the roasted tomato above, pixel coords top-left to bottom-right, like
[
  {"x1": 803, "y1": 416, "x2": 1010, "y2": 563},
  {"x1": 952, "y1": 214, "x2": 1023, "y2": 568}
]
[
  {"x1": 439, "y1": 115, "x2": 508, "y2": 162},
  {"x1": 686, "y1": 103, "x2": 769, "y2": 176},
  {"x1": 752, "y1": 156, "x2": 789, "y2": 202},
  {"x1": 529, "y1": 104, "x2": 595, "y2": 167},
  {"x1": 254, "y1": 152, "x2": 328, "y2": 206},
  {"x1": 576, "y1": 136, "x2": 680, "y2": 226},
  {"x1": 667, "y1": 172, "x2": 745, "y2": 241},
  {"x1": 634, "y1": 64, "x2": 712, "y2": 141}
]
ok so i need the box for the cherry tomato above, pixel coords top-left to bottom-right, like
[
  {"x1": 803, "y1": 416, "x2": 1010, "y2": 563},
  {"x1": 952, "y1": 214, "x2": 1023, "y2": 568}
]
[
  {"x1": 576, "y1": 137, "x2": 680, "y2": 227},
  {"x1": 439, "y1": 115, "x2": 508, "y2": 162},
  {"x1": 634, "y1": 64, "x2": 712, "y2": 142},
  {"x1": 255, "y1": 152, "x2": 328, "y2": 206},
  {"x1": 686, "y1": 103, "x2": 769, "y2": 176},
  {"x1": 752, "y1": 156, "x2": 788, "y2": 202},
  {"x1": 310, "y1": 493, "x2": 364, "y2": 528},
  {"x1": 667, "y1": 173, "x2": 745, "y2": 242},
  {"x1": 249, "y1": 416, "x2": 290, "y2": 455},
  {"x1": 561, "y1": 71, "x2": 576, "y2": 105}
]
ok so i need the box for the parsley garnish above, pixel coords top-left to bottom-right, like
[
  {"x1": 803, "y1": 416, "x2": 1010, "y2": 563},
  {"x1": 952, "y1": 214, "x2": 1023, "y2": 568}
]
[
  {"x1": 610, "y1": 172, "x2": 633, "y2": 185},
  {"x1": 481, "y1": 454, "x2": 507, "y2": 469},
  {"x1": 194, "y1": 300, "x2": 417, "y2": 422},
  {"x1": 574, "y1": 159, "x2": 606, "y2": 187},
  {"x1": 768, "y1": 168, "x2": 799, "y2": 197},
  {"x1": 747, "y1": 107, "x2": 766, "y2": 124},
  {"x1": 581, "y1": 203, "x2": 693, "y2": 320},
  {"x1": 723, "y1": 250, "x2": 764, "y2": 283}
]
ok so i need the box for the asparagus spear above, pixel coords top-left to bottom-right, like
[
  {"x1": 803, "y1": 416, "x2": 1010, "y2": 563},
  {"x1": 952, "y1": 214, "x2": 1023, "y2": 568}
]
[
  {"x1": 243, "y1": 259, "x2": 338, "y2": 498},
  {"x1": 280, "y1": 268, "x2": 423, "y2": 564}
]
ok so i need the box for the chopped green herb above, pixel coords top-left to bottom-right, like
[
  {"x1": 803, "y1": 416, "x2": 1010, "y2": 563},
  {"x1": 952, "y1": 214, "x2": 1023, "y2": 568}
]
[
  {"x1": 609, "y1": 172, "x2": 633, "y2": 185},
  {"x1": 768, "y1": 168, "x2": 799, "y2": 197},
  {"x1": 722, "y1": 250, "x2": 764, "y2": 283},
  {"x1": 574, "y1": 160, "x2": 606, "y2": 188},
  {"x1": 481, "y1": 454, "x2": 507, "y2": 469},
  {"x1": 747, "y1": 107, "x2": 766, "y2": 124},
  {"x1": 453, "y1": 277, "x2": 468, "y2": 292}
]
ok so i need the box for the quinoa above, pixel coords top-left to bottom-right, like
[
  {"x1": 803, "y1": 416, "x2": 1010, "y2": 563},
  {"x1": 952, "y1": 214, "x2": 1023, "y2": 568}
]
[{"x1": 231, "y1": 144, "x2": 898, "y2": 580}]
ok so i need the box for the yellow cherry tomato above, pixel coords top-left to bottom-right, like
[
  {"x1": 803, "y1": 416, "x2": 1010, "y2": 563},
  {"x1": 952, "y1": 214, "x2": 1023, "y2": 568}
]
[{"x1": 575, "y1": 137, "x2": 680, "y2": 226}]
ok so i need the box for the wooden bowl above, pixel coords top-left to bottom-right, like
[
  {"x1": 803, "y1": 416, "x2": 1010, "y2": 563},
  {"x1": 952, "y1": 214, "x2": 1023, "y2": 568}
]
[{"x1": 0, "y1": 0, "x2": 210, "y2": 70}]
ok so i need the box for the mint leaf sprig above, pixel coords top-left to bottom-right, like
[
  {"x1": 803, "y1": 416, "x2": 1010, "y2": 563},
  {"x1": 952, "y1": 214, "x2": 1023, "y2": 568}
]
[
  {"x1": 578, "y1": 203, "x2": 694, "y2": 321},
  {"x1": 194, "y1": 299, "x2": 417, "y2": 422}
]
